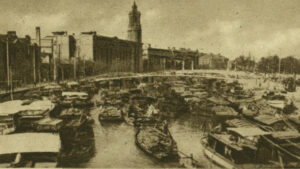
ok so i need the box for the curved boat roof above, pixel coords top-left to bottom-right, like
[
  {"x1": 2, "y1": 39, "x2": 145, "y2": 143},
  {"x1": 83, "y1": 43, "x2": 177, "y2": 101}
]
[
  {"x1": 227, "y1": 127, "x2": 270, "y2": 137},
  {"x1": 0, "y1": 133, "x2": 60, "y2": 154},
  {"x1": 62, "y1": 91, "x2": 88, "y2": 96},
  {"x1": 0, "y1": 100, "x2": 54, "y2": 116},
  {"x1": 0, "y1": 100, "x2": 24, "y2": 115}
]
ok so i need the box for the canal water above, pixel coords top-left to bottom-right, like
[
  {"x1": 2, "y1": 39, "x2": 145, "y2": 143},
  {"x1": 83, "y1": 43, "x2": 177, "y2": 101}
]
[{"x1": 80, "y1": 108, "x2": 223, "y2": 168}]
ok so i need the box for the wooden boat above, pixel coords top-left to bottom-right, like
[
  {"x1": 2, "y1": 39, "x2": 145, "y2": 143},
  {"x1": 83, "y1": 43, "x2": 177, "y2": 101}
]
[
  {"x1": 0, "y1": 100, "x2": 24, "y2": 135},
  {"x1": 58, "y1": 108, "x2": 88, "y2": 119},
  {"x1": 98, "y1": 106, "x2": 123, "y2": 122},
  {"x1": 41, "y1": 84, "x2": 62, "y2": 97},
  {"x1": 135, "y1": 124, "x2": 179, "y2": 161},
  {"x1": 34, "y1": 117, "x2": 63, "y2": 132},
  {"x1": 202, "y1": 126, "x2": 300, "y2": 169},
  {"x1": 17, "y1": 100, "x2": 55, "y2": 130},
  {"x1": 0, "y1": 133, "x2": 61, "y2": 168},
  {"x1": 202, "y1": 128, "x2": 271, "y2": 169},
  {"x1": 60, "y1": 91, "x2": 92, "y2": 107}
]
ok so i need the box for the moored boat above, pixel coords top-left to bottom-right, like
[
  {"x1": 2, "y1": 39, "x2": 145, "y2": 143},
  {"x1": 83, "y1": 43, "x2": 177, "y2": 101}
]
[
  {"x1": 135, "y1": 122, "x2": 179, "y2": 161},
  {"x1": 202, "y1": 126, "x2": 300, "y2": 169},
  {"x1": 0, "y1": 133, "x2": 61, "y2": 168},
  {"x1": 98, "y1": 106, "x2": 123, "y2": 122}
]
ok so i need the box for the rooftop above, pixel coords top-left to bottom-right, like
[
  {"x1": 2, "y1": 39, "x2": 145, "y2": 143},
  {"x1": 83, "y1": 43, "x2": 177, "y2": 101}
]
[
  {"x1": 0, "y1": 133, "x2": 60, "y2": 154},
  {"x1": 227, "y1": 127, "x2": 270, "y2": 137}
]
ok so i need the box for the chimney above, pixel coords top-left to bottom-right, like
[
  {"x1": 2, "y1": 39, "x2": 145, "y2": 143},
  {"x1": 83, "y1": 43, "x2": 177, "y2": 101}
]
[
  {"x1": 36, "y1": 27, "x2": 41, "y2": 46},
  {"x1": 7, "y1": 31, "x2": 17, "y2": 38}
]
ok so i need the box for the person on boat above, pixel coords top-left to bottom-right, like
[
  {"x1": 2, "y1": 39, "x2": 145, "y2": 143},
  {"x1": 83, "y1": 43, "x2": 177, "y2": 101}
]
[{"x1": 10, "y1": 153, "x2": 23, "y2": 167}]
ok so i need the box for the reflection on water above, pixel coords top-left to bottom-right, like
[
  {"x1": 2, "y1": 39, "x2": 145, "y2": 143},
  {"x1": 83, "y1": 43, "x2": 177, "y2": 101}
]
[
  {"x1": 169, "y1": 114, "x2": 222, "y2": 168},
  {"x1": 79, "y1": 108, "x2": 227, "y2": 168},
  {"x1": 80, "y1": 108, "x2": 179, "y2": 168}
]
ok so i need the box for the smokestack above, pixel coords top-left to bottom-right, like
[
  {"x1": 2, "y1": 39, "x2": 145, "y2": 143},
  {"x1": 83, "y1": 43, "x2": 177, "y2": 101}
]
[{"x1": 36, "y1": 27, "x2": 41, "y2": 46}]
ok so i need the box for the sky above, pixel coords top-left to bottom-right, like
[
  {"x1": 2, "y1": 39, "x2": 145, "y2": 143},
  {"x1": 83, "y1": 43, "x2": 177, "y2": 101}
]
[{"x1": 1, "y1": 0, "x2": 300, "y2": 59}]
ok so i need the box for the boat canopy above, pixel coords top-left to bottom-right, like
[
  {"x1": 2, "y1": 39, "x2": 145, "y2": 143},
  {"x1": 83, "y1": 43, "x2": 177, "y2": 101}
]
[
  {"x1": 254, "y1": 115, "x2": 282, "y2": 125},
  {"x1": 227, "y1": 127, "x2": 270, "y2": 137},
  {"x1": 22, "y1": 100, "x2": 54, "y2": 111},
  {"x1": 267, "y1": 100, "x2": 285, "y2": 109},
  {"x1": 0, "y1": 100, "x2": 24, "y2": 116},
  {"x1": 36, "y1": 117, "x2": 63, "y2": 125},
  {"x1": 0, "y1": 133, "x2": 60, "y2": 154},
  {"x1": 271, "y1": 131, "x2": 300, "y2": 139},
  {"x1": 66, "y1": 81, "x2": 79, "y2": 86},
  {"x1": 207, "y1": 96, "x2": 230, "y2": 105},
  {"x1": 62, "y1": 92, "x2": 88, "y2": 97}
]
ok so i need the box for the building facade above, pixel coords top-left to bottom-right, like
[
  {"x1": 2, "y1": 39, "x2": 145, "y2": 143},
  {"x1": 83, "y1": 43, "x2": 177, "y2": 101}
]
[
  {"x1": 78, "y1": 32, "x2": 143, "y2": 73},
  {"x1": 143, "y1": 45, "x2": 200, "y2": 72},
  {"x1": 77, "y1": 2, "x2": 143, "y2": 73},
  {"x1": 198, "y1": 53, "x2": 228, "y2": 69},
  {"x1": 35, "y1": 31, "x2": 76, "y2": 81},
  {"x1": 0, "y1": 31, "x2": 40, "y2": 88}
]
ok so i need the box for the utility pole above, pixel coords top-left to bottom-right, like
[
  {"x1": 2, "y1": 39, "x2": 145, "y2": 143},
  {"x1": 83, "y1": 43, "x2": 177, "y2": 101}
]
[
  {"x1": 73, "y1": 57, "x2": 76, "y2": 80},
  {"x1": 50, "y1": 39, "x2": 55, "y2": 81},
  {"x1": 6, "y1": 37, "x2": 10, "y2": 87},
  {"x1": 33, "y1": 46, "x2": 36, "y2": 85},
  {"x1": 58, "y1": 44, "x2": 64, "y2": 81},
  {"x1": 83, "y1": 54, "x2": 86, "y2": 77},
  {"x1": 6, "y1": 37, "x2": 13, "y2": 100},
  {"x1": 10, "y1": 67, "x2": 13, "y2": 100},
  {"x1": 36, "y1": 27, "x2": 41, "y2": 84}
]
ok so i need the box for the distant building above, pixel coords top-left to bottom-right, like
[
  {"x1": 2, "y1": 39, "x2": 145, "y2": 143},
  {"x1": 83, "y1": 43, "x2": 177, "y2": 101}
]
[
  {"x1": 198, "y1": 53, "x2": 228, "y2": 69},
  {"x1": 77, "y1": 2, "x2": 143, "y2": 73},
  {"x1": 0, "y1": 31, "x2": 40, "y2": 87},
  {"x1": 33, "y1": 30, "x2": 76, "y2": 81},
  {"x1": 143, "y1": 45, "x2": 200, "y2": 72},
  {"x1": 51, "y1": 31, "x2": 76, "y2": 63},
  {"x1": 78, "y1": 31, "x2": 142, "y2": 73}
]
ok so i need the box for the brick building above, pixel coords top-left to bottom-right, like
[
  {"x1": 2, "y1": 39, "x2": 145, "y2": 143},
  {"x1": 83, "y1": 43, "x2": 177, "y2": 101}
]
[
  {"x1": 77, "y1": 2, "x2": 143, "y2": 73},
  {"x1": 0, "y1": 31, "x2": 40, "y2": 88},
  {"x1": 78, "y1": 32, "x2": 142, "y2": 73}
]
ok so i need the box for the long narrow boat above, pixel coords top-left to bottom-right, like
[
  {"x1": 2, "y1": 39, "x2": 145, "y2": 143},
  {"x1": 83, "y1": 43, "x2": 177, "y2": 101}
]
[{"x1": 135, "y1": 124, "x2": 179, "y2": 161}]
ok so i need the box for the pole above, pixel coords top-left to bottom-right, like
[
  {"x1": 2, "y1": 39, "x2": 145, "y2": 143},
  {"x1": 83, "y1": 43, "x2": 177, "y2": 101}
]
[
  {"x1": 83, "y1": 54, "x2": 86, "y2": 77},
  {"x1": 73, "y1": 57, "x2": 76, "y2": 80},
  {"x1": 6, "y1": 37, "x2": 9, "y2": 87},
  {"x1": 10, "y1": 67, "x2": 13, "y2": 100},
  {"x1": 33, "y1": 46, "x2": 36, "y2": 85}
]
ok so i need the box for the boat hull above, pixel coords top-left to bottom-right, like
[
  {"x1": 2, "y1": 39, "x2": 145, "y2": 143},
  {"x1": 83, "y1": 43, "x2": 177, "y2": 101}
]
[{"x1": 203, "y1": 146, "x2": 237, "y2": 169}]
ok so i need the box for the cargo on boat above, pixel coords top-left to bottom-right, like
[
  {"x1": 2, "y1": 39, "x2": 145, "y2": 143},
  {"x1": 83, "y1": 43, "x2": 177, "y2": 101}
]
[
  {"x1": 58, "y1": 108, "x2": 88, "y2": 119},
  {"x1": 34, "y1": 117, "x2": 63, "y2": 132},
  {"x1": 17, "y1": 100, "x2": 55, "y2": 130},
  {"x1": 135, "y1": 121, "x2": 179, "y2": 161},
  {"x1": 60, "y1": 91, "x2": 92, "y2": 107},
  {"x1": 98, "y1": 106, "x2": 123, "y2": 122}
]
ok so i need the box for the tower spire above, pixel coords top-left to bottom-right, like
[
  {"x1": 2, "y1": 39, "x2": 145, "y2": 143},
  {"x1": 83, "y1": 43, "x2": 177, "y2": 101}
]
[
  {"x1": 133, "y1": 1, "x2": 137, "y2": 9},
  {"x1": 128, "y1": 1, "x2": 142, "y2": 43}
]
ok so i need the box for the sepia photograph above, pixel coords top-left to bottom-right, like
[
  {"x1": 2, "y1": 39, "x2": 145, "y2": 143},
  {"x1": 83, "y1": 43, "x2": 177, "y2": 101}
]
[{"x1": 0, "y1": 0, "x2": 300, "y2": 168}]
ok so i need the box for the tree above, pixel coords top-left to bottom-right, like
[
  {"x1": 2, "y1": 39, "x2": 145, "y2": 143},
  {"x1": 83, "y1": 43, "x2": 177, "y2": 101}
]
[{"x1": 233, "y1": 55, "x2": 255, "y2": 71}]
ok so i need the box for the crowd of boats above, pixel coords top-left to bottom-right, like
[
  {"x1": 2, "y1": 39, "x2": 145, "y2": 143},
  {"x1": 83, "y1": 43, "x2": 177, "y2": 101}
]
[
  {"x1": 0, "y1": 74, "x2": 300, "y2": 168},
  {"x1": 0, "y1": 81, "x2": 96, "y2": 167}
]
